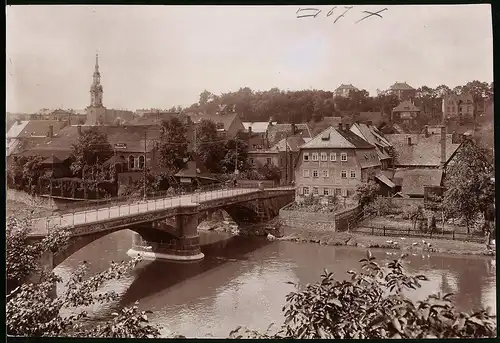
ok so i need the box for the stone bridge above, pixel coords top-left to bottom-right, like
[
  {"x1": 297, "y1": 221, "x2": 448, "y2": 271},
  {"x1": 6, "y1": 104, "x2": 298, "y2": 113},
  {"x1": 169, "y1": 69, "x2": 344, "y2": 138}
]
[{"x1": 28, "y1": 186, "x2": 295, "y2": 269}]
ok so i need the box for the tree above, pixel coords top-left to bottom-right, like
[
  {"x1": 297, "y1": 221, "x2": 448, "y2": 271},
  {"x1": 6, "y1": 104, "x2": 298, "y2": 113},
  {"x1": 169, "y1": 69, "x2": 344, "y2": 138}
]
[
  {"x1": 70, "y1": 127, "x2": 114, "y2": 177},
  {"x1": 199, "y1": 90, "x2": 214, "y2": 107},
  {"x1": 355, "y1": 181, "x2": 380, "y2": 209},
  {"x1": 442, "y1": 140, "x2": 495, "y2": 234},
  {"x1": 158, "y1": 117, "x2": 189, "y2": 171},
  {"x1": 195, "y1": 119, "x2": 226, "y2": 173},
  {"x1": 7, "y1": 155, "x2": 45, "y2": 193},
  {"x1": 221, "y1": 134, "x2": 250, "y2": 174},
  {"x1": 6, "y1": 214, "x2": 163, "y2": 338}
]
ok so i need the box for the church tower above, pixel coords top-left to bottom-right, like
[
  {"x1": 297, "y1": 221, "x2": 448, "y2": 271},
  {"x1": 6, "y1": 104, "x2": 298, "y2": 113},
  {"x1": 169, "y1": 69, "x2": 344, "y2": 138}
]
[
  {"x1": 90, "y1": 54, "x2": 104, "y2": 107},
  {"x1": 86, "y1": 54, "x2": 107, "y2": 126}
]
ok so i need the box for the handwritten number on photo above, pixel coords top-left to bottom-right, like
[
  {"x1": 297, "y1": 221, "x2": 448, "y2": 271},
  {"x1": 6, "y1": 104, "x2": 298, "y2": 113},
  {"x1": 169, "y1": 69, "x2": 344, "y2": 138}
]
[
  {"x1": 334, "y1": 6, "x2": 353, "y2": 24},
  {"x1": 326, "y1": 7, "x2": 337, "y2": 17},
  {"x1": 296, "y1": 8, "x2": 322, "y2": 19}
]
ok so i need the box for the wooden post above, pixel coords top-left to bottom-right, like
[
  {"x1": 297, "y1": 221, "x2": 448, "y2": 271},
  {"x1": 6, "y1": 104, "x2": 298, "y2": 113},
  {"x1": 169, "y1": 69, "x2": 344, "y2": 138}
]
[
  {"x1": 383, "y1": 226, "x2": 386, "y2": 236},
  {"x1": 371, "y1": 227, "x2": 374, "y2": 235},
  {"x1": 452, "y1": 231, "x2": 455, "y2": 240}
]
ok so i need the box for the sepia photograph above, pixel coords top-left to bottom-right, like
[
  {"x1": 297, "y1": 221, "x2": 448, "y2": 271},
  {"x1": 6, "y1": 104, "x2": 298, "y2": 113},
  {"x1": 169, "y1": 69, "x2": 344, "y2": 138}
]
[{"x1": 6, "y1": 3, "x2": 496, "y2": 339}]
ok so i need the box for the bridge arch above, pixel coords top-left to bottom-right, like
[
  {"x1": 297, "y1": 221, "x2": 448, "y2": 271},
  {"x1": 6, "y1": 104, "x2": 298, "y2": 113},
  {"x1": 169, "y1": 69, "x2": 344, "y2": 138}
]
[{"x1": 51, "y1": 224, "x2": 179, "y2": 269}]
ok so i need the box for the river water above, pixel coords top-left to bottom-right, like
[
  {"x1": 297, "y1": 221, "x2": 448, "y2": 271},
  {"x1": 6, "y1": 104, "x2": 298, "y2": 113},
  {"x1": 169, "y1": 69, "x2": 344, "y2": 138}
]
[{"x1": 54, "y1": 229, "x2": 496, "y2": 338}]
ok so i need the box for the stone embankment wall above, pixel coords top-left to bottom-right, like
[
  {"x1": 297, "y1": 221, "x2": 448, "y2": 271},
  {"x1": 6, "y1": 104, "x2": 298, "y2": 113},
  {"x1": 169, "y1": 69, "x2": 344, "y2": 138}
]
[
  {"x1": 279, "y1": 203, "x2": 362, "y2": 232},
  {"x1": 7, "y1": 189, "x2": 56, "y2": 210}
]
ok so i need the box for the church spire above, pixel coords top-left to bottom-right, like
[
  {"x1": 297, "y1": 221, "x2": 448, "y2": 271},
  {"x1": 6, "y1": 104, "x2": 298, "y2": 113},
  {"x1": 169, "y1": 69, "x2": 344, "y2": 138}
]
[{"x1": 90, "y1": 53, "x2": 103, "y2": 107}]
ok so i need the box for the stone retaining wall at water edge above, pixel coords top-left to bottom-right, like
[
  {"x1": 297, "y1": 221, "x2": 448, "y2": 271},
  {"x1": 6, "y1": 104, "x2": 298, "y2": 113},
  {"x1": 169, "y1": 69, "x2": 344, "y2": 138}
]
[
  {"x1": 7, "y1": 189, "x2": 56, "y2": 209},
  {"x1": 279, "y1": 203, "x2": 362, "y2": 232}
]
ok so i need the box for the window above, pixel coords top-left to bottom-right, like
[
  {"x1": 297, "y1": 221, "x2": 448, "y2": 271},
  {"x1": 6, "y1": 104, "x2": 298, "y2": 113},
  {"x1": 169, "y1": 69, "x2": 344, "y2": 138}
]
[
  {"x1": 303, "y1": 187, "x2": 309, "y2": 195},
  {"x1": 266, "y1": 157, "x2": 272, "y2": 165},
  {"x1": 330, "y1": 152, "x2": 336, "y2": 161},
  {"x1": 323, "y1": 188, "x2": 329, "y2": 196},
  {"x1": 139, "y1": 155, "x2": 145, "y2": 170},
  {"x1": 312, "y1": 152, "x2": 319, "y2": 161},
  {"x1": 341, "y1": 189, "x2": 348, "y2": 197},
  {"x1": 250, "y1": 158, "x2": 254, "y2": 165},
  {"x1": 322, "y1": 170, "x2": 329, "y2": 178},
  {"x1": 335, "y1": 188, "x2": 341, "y2": 195},
  {"x1": 313, "y1": 170, "x2": 319, "y2": 178},
  {"x1": 303, "y1": 153, "x2": 309, "y2": 161},
  {"x1": 320, "y1": 152, "x2": 327, "y2": 161},
  {"x1": 341, "y1": 153, "x2": 347, "y2": 162},
  {"x1": 341, "y1": 170, "x2": 347, "y2": 178},
  {"x1": 128, "y1": 156, "x2": 135, "y2": 170},
  {"x1": 313, "y1": 187, "x2": 318, "y2": 195},
  {"x1": 303, "y1": 169, "x2": 310, "y2": 178},
  {"x1": 350, "y1": 170, "x2": 356, "y2": 178}
]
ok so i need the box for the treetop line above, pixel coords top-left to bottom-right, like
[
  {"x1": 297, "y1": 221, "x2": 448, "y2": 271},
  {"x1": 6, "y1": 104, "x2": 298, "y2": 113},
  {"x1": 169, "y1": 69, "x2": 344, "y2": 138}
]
[{"x1": 296, "y1": 6, "x2": 388, "y2": 24}]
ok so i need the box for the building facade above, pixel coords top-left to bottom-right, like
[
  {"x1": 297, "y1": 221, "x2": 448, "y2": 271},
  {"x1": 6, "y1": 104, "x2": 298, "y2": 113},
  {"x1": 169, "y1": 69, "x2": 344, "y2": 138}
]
[
  {"x1": 334, "y1": 84, "x2": 358, "y2": 97},
  {"x1": 389, "y1": 82, "x2": 416, "y2": 101},
  {"x1": 294, "y1": 126, "x2": 381, "y2": 200},
  {"x1": 442, "y1": 94, "x2": 474, "y2": 122},
  {"x1": 391, "y1": 100, "x2": 421, "y2": 125}
]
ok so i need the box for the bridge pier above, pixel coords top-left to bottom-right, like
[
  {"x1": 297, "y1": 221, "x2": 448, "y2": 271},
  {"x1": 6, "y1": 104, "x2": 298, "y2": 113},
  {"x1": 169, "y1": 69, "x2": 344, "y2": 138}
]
[{"x1": 127, "y1": 208, "x2": 204, "y2": 262}]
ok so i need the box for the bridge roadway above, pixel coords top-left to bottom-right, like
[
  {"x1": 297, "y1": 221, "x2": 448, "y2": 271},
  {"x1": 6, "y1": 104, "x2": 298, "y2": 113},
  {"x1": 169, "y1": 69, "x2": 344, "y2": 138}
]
[{"x1": 31, "y1": 186, "x2": 294, "y2": 235}]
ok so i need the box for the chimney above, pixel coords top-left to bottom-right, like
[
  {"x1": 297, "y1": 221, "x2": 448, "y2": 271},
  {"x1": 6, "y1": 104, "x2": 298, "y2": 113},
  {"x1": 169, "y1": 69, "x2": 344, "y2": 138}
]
[
  {"x1": 338, "y1": 123, "x2": 343, "y2": 131},
  {"x1": 16, "y1": 119, "x2": 21, "y2": 125},
  {"x1": 48, "y1": 125, "x2": 54, "y2": 138},
  {"x1": 440, "y1": 125, "x2": 446, "y2": 167},
  {"x1": 367, "y1": 120, "x2": 373, "y2": 127},
  {"x1": 291, "y1": 123, "x2": 297, "y2": 135},
  {"x1": 407, "y1": 136, "x2": 412, "y2": 146},
  {"x1": 77, "y1": 125, "x2": 82, "y2": 135},
  {"x1": 424, "y1": 125, "x2": 429, "y2": 138}
]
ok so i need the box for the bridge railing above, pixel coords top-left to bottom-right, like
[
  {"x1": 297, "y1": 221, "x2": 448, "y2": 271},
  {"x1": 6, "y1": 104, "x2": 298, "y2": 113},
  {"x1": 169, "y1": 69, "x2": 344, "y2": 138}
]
[{"x1": 37, "y1": 184, "x2": 295, "y2": 231}]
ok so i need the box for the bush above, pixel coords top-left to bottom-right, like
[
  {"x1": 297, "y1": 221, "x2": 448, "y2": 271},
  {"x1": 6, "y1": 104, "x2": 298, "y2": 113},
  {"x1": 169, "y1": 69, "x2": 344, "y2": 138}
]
[{"x1": 271, "y1": 251, "x2": 496, "y2": 339}]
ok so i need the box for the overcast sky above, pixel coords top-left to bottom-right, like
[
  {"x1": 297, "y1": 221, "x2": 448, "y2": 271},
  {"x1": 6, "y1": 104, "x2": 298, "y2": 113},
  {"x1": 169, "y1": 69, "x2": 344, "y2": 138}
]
[{"x1": 6, "y1": 4, "x2": 493, "y2": 113}]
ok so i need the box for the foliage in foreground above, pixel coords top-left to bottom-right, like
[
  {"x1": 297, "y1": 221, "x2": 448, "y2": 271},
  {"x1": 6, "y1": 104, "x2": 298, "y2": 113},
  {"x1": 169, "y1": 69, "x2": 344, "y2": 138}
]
[
  {"x1": 230, "y1": 251, "x2": 496, "y2": 339},
  {"x1": 6, "y1": 215, "x2": 162, "y2": 338}
]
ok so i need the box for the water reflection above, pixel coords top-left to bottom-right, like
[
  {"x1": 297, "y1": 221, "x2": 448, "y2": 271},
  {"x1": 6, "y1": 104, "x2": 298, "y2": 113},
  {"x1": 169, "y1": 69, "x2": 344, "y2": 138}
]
[{"x1": 54, "y1": 230, "x2": 496, "y2": 338}]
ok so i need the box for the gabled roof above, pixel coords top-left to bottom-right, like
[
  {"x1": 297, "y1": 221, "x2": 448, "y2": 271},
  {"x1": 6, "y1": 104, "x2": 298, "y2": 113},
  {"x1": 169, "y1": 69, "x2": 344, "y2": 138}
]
[
  {"x1": 175, "y1": 153, "x2": 216, "y2": 180},
  {"x1": 335, "y1": 84, "x2": 358, "y2": 91},
  {"x1": 355, "y1": 112, "x2": 385, "y2": 126},
  {"x1": 301, "y1": 126, "x2": 374, "y2": 149},
  {"x1": 390, "y1": 82, "x2": 415, "y2": 90},
  {"x1": 188, "y1": 113, "x2": 239, "y2": 131},
  {"x1": 355, "y1": 150, "x2": 381, "y2": 169},
  {"x1": 6, "y1": 120, "x2": 30, "y2": 138},
  {"x1": 393, "y1": 100, "x2": 420, "y2": 112},
  {"x1": 267, "y1": 123, "x2": 312, "y2": 144},
  {"x1": 41, "y1": 155, "x2": 64, "y2": 165},
  {"x1": 271, "y1": 135, "x2": 308, "y2": 152},
  {"x1": 385, "y1": 133, "x2": 460, "y2": 167},
  {"x1": 242, "y1": 122, "x2": 270, "y2": 133},
  {"x1": 394, "y1": 168, "x2": 443, "y2": 196},
  {"x1": 350, "y1": 122, "x2": 392, "y2": 161}
]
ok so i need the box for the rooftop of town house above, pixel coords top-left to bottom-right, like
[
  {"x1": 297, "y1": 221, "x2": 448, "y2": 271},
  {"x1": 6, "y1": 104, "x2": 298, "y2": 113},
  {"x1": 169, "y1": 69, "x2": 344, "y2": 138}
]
[
  {"x1": 354, "y1": 149, "x2": 382, "y2": 169},
  {"x1": 174, "y1": 153, "x2": 217, "y2": 181},
  {"x1": 350, "y1": 122, "x2": 392, "y2": 161},
  {"x1": 385, "y1": 133, "x2": 461, "y2": 167},
  {"x1": 129, "y1": 112, "x2": 188, "y2": 126},
  {"x1": 242, "y1": 122, "x2": 270, "y2": 133},
  {"x1": 354, "y1": 111, "x2": 386, "y2": 127},
  {"x1": 390, "y1": 82, "x2": 415, "y2": 90},
  {"x1": 266, "y1": 123, "x2": 312, "y2": 145},
  {"x1": 300, "y1": 126, "x2": 375, "y2": 150},
  {"x1": 7, "y1": 120, "x2": 67, "y2": 139},
  {"x1": 273, "y1": 135, "x2": 312, "y2": 152},
  {"x1": 186, "y1": 112, "x2": 240, "y2": 132},
  {"x1": 335, "y1": 84, "x2": 358, "y2": 91},
  {"x1": 375, "y1": 173, "x2": 396, "y2": 189},
  {"x1": 393, "y1": 168, "x2": 444, "y2": 197},
  {"x1": 17, "y1": 125, "x2": 164, "y2": 159},
  {"x1": 442, "y1": 93, "x2": 474, "y2": 103},
  {"x1": 393, "y1": 100, "x2": 421, "y2": 112}
]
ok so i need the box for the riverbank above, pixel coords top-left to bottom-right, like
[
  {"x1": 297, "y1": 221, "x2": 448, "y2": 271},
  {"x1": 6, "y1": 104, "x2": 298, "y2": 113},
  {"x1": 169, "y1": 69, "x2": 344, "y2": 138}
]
[
  {"x1": 277, "y1": 229, "x2": 494, "y2": 256},
  {"x1": 7, "y1": 199, "x2": 52, "y2": 219}
]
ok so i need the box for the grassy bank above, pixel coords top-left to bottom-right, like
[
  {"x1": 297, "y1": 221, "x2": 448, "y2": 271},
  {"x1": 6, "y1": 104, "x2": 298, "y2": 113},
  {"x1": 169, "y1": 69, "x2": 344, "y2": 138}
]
[
  {"x1": 278, "y1": 228, "x2": 494, "y2": 257},
  {"x1": 6, "y1": 200, "x2": 52, "y2": 219}
]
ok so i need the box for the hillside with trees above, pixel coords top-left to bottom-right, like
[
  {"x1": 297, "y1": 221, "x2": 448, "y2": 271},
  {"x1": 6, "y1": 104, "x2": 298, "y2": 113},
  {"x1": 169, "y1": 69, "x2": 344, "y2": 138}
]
[{"x1": 180, "y1": 81, "x2": 492, "y2": 131}]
